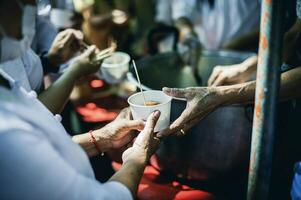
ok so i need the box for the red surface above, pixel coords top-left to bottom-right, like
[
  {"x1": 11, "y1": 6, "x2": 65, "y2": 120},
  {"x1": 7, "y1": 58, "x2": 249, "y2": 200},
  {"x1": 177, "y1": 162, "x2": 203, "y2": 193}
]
[
  {"x1": 76, "y1": 102, "x2": 118, "y2": 122},
  {"x1": 112, "y1": 162, "x2": 216, "y2": 200},
  {"x1": 76, "y1": 78, "x2": 129, "y2": 123},
  {"x1": 90, "y1": 79, "x2": 105, "y2": 88}
]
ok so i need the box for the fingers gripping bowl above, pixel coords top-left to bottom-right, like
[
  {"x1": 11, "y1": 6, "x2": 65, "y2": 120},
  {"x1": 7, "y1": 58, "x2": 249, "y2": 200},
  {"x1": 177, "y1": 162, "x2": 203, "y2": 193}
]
[{"x1": 128, "y1": 90, "x2": 172, "y2": 132}]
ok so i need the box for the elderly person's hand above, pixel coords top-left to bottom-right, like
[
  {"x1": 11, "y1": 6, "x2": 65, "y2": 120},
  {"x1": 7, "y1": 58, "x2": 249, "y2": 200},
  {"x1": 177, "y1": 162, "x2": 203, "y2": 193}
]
[
  {"x1": 95, "y1": 108, "x2": 145, "y2": 150},
  {"x1": 122, "y1": 111, "x2": 161, "y2": 165},
  {"x1": 47, "y1": 29, "x2": 84, "y2": 66},
  {"x1": 208, "y1": 55, "x2": 257, "y2": 86},
  {"x1": 73, "y1": 108, "x2": 145, "y2": 157},
  {"x1": 157, "y1": 87, "x2": 222, "y2": 138}
]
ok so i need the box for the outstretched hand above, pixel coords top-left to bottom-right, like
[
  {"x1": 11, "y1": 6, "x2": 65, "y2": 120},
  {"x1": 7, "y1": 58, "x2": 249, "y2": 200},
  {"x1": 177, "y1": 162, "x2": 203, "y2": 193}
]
[
  {"x1": 157, "y1": 87, "x2": 221, "y2": 138},
  {"x1": 94, "y1": 108, "x2": 145, "y2": 150}
]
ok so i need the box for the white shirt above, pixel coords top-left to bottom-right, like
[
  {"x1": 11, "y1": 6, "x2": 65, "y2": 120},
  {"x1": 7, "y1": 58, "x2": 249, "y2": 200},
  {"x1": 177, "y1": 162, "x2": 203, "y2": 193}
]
[
  {"x1": 0, "y1": 58, "x2": 32, "y2": 91},
  {"x1": 22, "y1": 48, "x2": 44, "y2": 91},
  {"x1": 0, "y1": 48, "x2": 44, "y2": 92},
  {"x1": 0, "y1": 70, "x2": 132, "y2": 200},
  {"x1": 156, "y1": 0, "x2": 261, "y2": 49},
  {"x1": 31, "y1": 16, "x2": 58, "y2": 55}
]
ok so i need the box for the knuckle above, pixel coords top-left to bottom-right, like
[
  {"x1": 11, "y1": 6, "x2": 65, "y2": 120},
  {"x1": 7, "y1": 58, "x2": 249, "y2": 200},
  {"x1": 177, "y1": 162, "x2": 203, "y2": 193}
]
[{"x1": 170, "y1": 88, "x2": 177, "y2": 93}]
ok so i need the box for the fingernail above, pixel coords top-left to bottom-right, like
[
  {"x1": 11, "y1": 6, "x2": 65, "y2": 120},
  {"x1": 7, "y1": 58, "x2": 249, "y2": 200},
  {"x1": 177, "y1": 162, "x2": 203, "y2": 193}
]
[
  {"x1": 162, "y1": 87, "x2": 170, "y2": 92},
  {"x1": 153, "y1": 110, "x2": 161, "y2": 116},
  {"x1": 170, "y1": 124, "x2": 176, "y2": 129}
]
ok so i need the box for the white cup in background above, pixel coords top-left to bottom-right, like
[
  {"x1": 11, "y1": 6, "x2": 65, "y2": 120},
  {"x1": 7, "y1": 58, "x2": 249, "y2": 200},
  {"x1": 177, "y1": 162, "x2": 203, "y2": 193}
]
[
  {"x1": 100, "y1": 52, "x2": 130, "y2": 84},
  {"x1": 128, "y1": 90, "x2": 172, "y2": 132}
]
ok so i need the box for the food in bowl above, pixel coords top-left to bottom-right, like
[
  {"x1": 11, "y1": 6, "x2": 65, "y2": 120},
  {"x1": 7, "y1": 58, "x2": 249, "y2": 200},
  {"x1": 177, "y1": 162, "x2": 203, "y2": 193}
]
[
  {"x1": 145, "y1": 101, "x2": 160, "y2": 106},
  {"x1": 128, "y1": 90, "x2": 172, "y2": 132}
]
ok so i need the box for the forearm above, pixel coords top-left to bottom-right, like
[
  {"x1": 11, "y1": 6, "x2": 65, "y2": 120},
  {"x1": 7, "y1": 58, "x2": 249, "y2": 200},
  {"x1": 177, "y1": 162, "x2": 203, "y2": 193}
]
[
  {"x1": 72, "y1": 130, "x2": 111, "y2": 157},
  {"x1": 38, "y1": 69, "x2": 77, "y2": 114},
  {"x1": 283, "y1": 19, "x2": 301, "y2": 63},
  {"x1": 240, "y1": 55, "x2": 258, "y2": 76},
  {"x1": 109, "y1": 159, "x2": 145, "y2": 198},
  {"x1": 218, "y1": 67, "x2": 301, "y2": 105},
  {"x1": 223, "y1": 29, "x2": 259, "y2": 50}
]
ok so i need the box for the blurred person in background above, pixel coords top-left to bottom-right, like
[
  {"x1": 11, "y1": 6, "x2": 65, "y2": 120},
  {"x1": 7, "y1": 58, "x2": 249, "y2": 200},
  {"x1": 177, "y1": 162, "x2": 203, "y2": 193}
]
[
  {"x1": 155, "y1": 0, "x2": 261, "y2": 51},
  {"x1": 157, "y1": 2, "x2": 301, "y2": 199},
  {"x1": 73, "y1": 0, "x2": 156, "y2": 56},
  {"x1": 207, "y1": 6, "x2": 301, "y2": 86},
  {"x1": 73, "y1": 0, "x2": 129, "y2": 50},
  {"x1": 204, "y1": 1, "x2": 301, "y2": 198},
  {"x1": 0, "y1": 0, "x2": 110, "y2": 115}
]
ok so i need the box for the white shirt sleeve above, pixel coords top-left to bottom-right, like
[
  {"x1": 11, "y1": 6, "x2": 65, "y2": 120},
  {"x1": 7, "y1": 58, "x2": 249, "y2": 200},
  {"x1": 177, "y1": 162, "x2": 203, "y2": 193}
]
[
  {"x1": 155, "y1": 0, "x2": 172, "y2": 24},
  {"x1": 0, "y1": 130, "x2": 132, "y2": 200},
  {"x1": 171, "y1": 0, "x2": 196, "y2": 21}
]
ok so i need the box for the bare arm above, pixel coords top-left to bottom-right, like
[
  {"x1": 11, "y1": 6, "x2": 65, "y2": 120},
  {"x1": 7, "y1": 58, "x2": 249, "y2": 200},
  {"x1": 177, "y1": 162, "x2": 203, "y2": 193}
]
[
  {"x1": 209, "y1": 19, "x2": 301, "y2": 87},
  {"x1": 72, "y1": 131, "x2": 111, "y2": 157},
  {"x1": 38, "y1": 46, "x2": 101, "y2": 114},
  {"x1": 220, "y1": 66, "x2": 301, "y2": 105},
  {"x1": 73, "y1": 110, "x2": 160, "y2": 197},
  {"x1": 110, "y1": 111, "x2": 161, "y2": 197},
  {"x1": 109, "y1": 159, "x2": 145, "y2": 197},
  {"x1": 159, "y1": 67, "x2": 301, "y2": 137},
  {"x1": 222, "y1": 29, "x2": 260, "y2": 51},
  {"x1": 72, "y1": 109, "x2": 145, "y2": 157},
  {"x1": 283, "y1": 19, "x2": 301, "y2": 64},
  {"x1": 208, "y1": 55, "x2": 258, "y2": 86},
  {"x1": 38, "y1": 69, "x2": 78, "y2": 114}
]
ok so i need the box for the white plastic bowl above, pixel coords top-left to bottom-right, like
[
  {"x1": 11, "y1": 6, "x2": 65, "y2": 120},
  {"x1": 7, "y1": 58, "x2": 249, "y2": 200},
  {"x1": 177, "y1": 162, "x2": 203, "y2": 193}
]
[
  {"x1": 100, "y1": 52, "x2": 130, "y2": 84},
  {"x1": 128, "y1": 90, "x2": 172, "y2": 132}
]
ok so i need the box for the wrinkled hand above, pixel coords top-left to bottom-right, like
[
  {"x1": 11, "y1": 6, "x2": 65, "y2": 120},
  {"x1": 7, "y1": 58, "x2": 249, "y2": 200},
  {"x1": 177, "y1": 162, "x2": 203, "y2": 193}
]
[
  {"x1": 68, "y1": 45, "x2": 101, "y2": 78},
  {"x1": 48, "y1": 29, "x2": 84, "y2": 65},
  {"x1": 122, "y1": 111, "x2": 161, "y2": 165},
  {"x1": 94, "y1": 108, "x2": 145, "y2": 150},
  {"x1": 208, "y1": 64, "x2": 254, "y2": 86},
  {"x1": 157, "y1": 87, "x2": 221, "y2": 138}
]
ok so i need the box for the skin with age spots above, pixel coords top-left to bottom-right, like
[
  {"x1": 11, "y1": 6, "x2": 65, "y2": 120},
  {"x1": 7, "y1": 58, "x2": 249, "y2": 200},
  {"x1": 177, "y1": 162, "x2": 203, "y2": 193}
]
[{"x1": 158, "y1": 67, "x2": 301, "y2": 138}]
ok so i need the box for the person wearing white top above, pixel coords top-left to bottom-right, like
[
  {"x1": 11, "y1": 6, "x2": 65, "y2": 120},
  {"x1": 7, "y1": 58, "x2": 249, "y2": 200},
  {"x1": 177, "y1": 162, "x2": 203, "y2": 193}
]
[
  {"x1": 0, "y1": 0, "x2": 109, "y2": 115},
  {"x1": 155, "y1": 0, "x2": 261, "y2": 50},
  {"x1": 0, "y1": 68, "x2": 162, "y2": 199}
]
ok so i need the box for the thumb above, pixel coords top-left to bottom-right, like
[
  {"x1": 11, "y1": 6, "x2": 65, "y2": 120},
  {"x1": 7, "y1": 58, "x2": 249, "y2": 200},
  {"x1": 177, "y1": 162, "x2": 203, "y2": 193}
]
[
  {"x1": 73, "y1": 30, "x2": 84, "y2": 41},
  {"x1": 83, "y1": 45, "x2": 96, "y2": 59},
  {"x1": 122, "y1": 146, "x2": 133, "y2": 162},
  {"x1": 163, "y1": 87, "x2": 187, "y2": 98},
  {"x1": 134, "y1": 111, "x2": 160, "y2": 147},
  {"x1": 60, "y1": 32, "x2": 74, "y2": 46}
]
